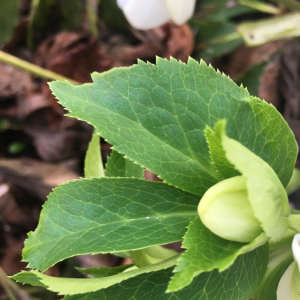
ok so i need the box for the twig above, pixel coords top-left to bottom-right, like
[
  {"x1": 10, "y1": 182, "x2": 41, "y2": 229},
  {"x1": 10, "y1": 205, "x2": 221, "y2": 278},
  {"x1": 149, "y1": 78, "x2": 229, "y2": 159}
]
[{"x1": 0, "y1": 51, "x2": 78, "y2": 84}]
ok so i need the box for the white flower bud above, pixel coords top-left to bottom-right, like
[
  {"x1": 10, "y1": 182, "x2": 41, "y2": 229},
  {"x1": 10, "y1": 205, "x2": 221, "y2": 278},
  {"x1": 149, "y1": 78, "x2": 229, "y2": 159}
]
[
  {"x1": 117, "y1": 0, "x2": 196, "y2": 30},
  {"x1": 198, "y1": 176, "x2": 262, "y2": 243}
]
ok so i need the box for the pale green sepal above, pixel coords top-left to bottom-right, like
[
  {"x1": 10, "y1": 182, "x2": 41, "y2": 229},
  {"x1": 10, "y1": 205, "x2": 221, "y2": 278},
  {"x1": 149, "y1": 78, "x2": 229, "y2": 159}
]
[
  {"x1": 220, "y1": 121, "x2": 290, "y2": 241},
  {"x1": 84, "y1": 132, "x2": 104, "y2": 178},
  {"x1": 288, "y1": 211, "x2": 300, "y2": 233},
  {"x1": 286, "y1": 168, "x2": 300, "y2": 195},
  {"x1": 198, "y1": 175, "x2": 262, "y2": 243},
  {"x1": 167, "y1": 217, "x2": 268, "y2": 292},
  {"x1": 12, "y1": 254, "x2": 179, "y2": 296},
  {"x1": 131, "y1": 245, "x2": 177, "y2": 268}
]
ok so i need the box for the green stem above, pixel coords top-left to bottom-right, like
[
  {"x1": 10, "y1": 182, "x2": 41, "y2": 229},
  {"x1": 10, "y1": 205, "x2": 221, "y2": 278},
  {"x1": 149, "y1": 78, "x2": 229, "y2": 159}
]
[
  {"x1": 239, "y1": 0, "x2": 281, "y2": 14},
  {"x1": 195, "y1": 32, "x2": 241, "y2": 51},
  {"x1": 272, "y1": 0, "x2": 300, "y2": 11},
  {"x1": 0, "y1": 50, "x2": 78, "y2": 84}
]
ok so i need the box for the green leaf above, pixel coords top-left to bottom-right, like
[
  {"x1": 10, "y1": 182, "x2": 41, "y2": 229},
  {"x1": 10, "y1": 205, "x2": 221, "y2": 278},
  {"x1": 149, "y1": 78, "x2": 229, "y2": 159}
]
[
  {"x1": 205, "y1": 122, "x2": 239, "y2": 179},
  {"x1": 49, "y1": 58, "x2": 297, "y2": 196},
  {"x1": 0, "y1": 0, "x2": 20, "y2": 44},
  {"x1": 192, "y1": 21, "x2": 243, "y2": 61},
  {"x1": 86, "y1": 0, "x2": 100, "y2": 36},
  {"x1": 23, "y1": 178, "x2": 199, "y2": 272},
  {"x1": 84, "y1": 132, "x2": 104, "y2": 178},
  {"x1": 105, "y1": 150, "x2": 144, "y2": 178},
  {"x1": 12, "y1": 255, "x2": 179, "y2": 296},
  {"x1": 27, "y1": 0, "x2": 84, "y2": 47},
  {"x1": 76, "y1": 264, "x2": 134, "y2": 278},
  {"x1": 167, "y1": 217, "x2": 268, "y2": 292},
  {"x1": 220, "y1": 120, "x2": 290, "y2": 241},
  {"x1": 60, "y1": 0, "x2": 84, "y2": 31},
  {"x1": 195, "y1": 0, "x2": 254, "y2": 22},
  {"x1": 63, "y1": 244, "x2": 268, "y2": 300},
  {"x1": 11, "y1": 271, "x2": 47, "y2": 288}
]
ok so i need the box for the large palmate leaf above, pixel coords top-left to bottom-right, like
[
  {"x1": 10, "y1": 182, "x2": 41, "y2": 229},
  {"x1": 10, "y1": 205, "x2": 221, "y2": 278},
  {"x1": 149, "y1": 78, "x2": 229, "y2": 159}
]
[
  {"x1": 62, "y1": 244, "x2": 268, "y2": 300},
  {"x1": 50, "y1": 58, "x2": 297, "y2": 197},
  {"x1": 167, "y1": 217, "x2": 267, "y2": 292},
  {"x1": 23, "y1": 178, "x2": 199, "y2": 272}
]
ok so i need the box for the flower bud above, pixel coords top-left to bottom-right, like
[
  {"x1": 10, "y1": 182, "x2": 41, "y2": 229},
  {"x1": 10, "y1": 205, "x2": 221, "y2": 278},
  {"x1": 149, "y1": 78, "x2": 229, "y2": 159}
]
[
  {"x1": 198, "y1": 176, "x2": 262, "y2": 243},
  {"x1": 117, "y1": 0, "x2": 196, "y2": 30}
]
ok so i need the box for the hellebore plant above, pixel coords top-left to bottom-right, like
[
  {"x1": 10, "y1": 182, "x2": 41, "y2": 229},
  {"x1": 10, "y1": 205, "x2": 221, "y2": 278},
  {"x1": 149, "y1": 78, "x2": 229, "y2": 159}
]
[
  {"x1": 11, "y1": 58, "x2": 300, "y2": 300},
  {"x1": 117, "y1": 0, "x2": 196, "y2": 30}
]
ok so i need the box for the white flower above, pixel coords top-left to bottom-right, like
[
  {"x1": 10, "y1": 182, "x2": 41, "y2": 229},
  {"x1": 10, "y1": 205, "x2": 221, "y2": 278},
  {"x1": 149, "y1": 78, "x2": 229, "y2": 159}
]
[
  {"x1": 277, "y1": 234, "x2": 300, "y2": 300},
  {"x1": 117, "y1": 0, "x2": 196, "y2": 30}
]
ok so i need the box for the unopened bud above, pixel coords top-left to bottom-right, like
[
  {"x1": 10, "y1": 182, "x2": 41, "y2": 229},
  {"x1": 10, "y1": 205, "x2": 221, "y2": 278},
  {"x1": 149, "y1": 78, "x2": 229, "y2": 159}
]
[{"x1": 198, "y1": 176, "x2": 262, "y2": 243}]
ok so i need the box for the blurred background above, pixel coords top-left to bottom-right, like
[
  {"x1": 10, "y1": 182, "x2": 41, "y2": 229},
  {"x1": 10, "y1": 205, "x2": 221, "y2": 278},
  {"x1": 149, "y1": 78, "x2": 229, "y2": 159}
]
[{"x1": 1, "y1": 0, "x2": 300, "y2": 298}]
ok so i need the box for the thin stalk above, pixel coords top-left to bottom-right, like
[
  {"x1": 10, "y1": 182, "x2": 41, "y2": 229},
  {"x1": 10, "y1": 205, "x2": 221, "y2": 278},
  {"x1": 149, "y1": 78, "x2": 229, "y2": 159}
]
[
  {"x1": 0, "y1": 51, "x2": 78, "y2": 84},
  {"x1": 195, "y1": 32, "x2": 241, "y2": 51},
  {"x1": 239, "y1": 0, "x2": 281, "y2": 14}
]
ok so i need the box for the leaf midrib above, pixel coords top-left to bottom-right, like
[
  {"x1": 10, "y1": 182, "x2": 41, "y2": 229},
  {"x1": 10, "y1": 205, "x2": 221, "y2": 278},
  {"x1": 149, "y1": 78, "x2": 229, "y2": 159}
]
[{"x1": 33, "y1": 209, "x2": 198, "y2": 245}]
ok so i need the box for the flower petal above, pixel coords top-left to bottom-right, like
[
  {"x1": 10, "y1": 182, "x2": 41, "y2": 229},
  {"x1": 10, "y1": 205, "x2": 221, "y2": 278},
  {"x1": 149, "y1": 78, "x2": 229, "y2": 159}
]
[
  {"x1": 277, "y1": 262, "x2": 295, "y2": 300},
  {"x1": 117, "y1": 0, "x2": 170, "y2": 30},
  {"x1": 277, "y1": 234, "x2": 300, "y2": 300},
  {"x1": 165, "y1": 0, "x2": 196, "y2": 25},
  {"x1": 292, "y1": 233, "x2": 300, "y2": 271}
]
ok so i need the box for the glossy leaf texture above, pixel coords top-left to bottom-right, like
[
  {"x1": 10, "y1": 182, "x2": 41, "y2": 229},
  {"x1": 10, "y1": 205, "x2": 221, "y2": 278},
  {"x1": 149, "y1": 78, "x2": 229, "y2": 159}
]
[
  {"x1": 23, "y1": 178, "x2": 199, "y2": 272},
  {"x1": 62, "y1": 244, "x2": 268, "y2": 300},
  {"x1": 49, "y1": 58, "x2": 297, "y2": 196}
]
